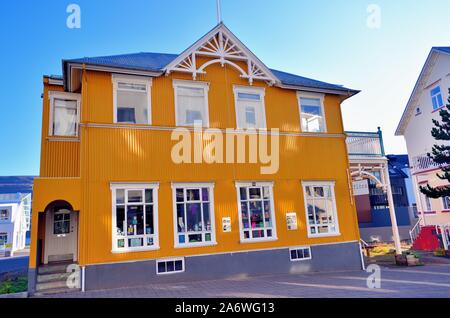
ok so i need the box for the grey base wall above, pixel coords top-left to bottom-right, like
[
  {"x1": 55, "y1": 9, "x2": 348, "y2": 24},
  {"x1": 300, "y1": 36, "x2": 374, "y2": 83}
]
[
  {"x1": 27, "y1": 268, "x2": 37, "y2": 295},
  {"x1": 85, "y1": 241, "x2": 362, "y2": 291},
  {"x1": 359, "y1": 225, "x2": 413, "y2": 243}
]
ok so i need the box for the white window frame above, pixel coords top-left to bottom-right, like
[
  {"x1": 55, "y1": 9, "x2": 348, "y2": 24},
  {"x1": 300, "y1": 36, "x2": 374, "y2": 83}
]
[
  {"x1": 48, "y1": 91, "x2": 81, "y2": 137},
  {"x1": 233, "y1": 85, "x2": 267, "y2": 129},
  {"x1": 173, "y1": 80, "x2": 210, "y2": 127},
  {"x1": 430, "y1": 85, "x2": 444, "y2": 111},
  {"x1": 443, "y1": 196, "x2": 450, "y2": 210},
  {"x1": 289, "y1": 246, "x2": 312, "y2": 262},
  {"x1": 297, "y1": 92, "x2": 327, "y2": 133},
  {"x1": 0, "y1": 207, "x2": 10, "y2": 222},
  {"x1": 301, "y1": 181, "x2": 340, "y2": 238},
  {"x1": 171, "y1": 182, "x2": 216, "y2": 248},
  {"x1": 420, "y1": 191, "x2": 433, "y2": 212},
  {"x1": 110, "y1": 182, "x2": 159, "y2": 253},
  {"x1": 235, "y1": 181, "x2": 278, "y2": 243},
  {"x1": 156, "y1": 257, "x2": 185, "y2": 275},
  {"x1": 112, "y1": 74, "x2": 152, "y2": 125}
]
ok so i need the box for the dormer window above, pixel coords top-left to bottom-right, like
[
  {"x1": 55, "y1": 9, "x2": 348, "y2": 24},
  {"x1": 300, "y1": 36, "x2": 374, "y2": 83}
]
[
  {"x1": 48, "y1": 92, "x2": 81, "y2": 137},
  {"x1": 430, "y1": 86, "x2": 444, "y2": 111},
  {"x1": 113, "y1": 75, "x2": 152, "y2": 125}
]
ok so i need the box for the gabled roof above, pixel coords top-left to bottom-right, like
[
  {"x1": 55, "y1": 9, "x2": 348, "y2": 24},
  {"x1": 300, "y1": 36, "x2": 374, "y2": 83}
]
[
  {"x1": 396, "y1": 46, "x2": 450, "y2": 136},
  {"x1": 62, "y1": 23, "x2": 359, "y2": 97}
]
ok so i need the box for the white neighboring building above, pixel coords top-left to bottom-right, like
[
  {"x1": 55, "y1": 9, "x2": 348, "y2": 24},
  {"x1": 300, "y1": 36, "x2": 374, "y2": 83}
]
[
  {"x1": 0, "y1": 193, "x2": 31, "y2": 257},
  {"x1": 396, "y1": 47, "x2": 450, "y2": 227}
]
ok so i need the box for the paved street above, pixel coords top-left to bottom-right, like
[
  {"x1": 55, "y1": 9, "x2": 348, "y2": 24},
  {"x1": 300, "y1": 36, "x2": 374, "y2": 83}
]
[
  {"x1": 0, "y1": 256, "x2": 29, "y2": 275},
  {"x1": 44, "y1": 264, "x2": 450, "y2": 298}
]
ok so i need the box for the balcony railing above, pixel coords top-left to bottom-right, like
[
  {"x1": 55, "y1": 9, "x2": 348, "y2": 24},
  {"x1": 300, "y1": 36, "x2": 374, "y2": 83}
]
[
  {"x1": 346, "y1": 128, "x2": 385, "y2": 158},
  {"x1": 411, "y1": 154, "x2": 441, "y2": 174}
]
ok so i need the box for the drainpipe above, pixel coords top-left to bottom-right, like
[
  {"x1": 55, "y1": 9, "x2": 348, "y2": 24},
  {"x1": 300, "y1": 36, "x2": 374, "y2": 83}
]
[
  {"x1": 382, "y1": 164, "x2": 402, "y2": 255},
  {"x1": 81, "y1": 266, "x2": 86, "y2": 292}
]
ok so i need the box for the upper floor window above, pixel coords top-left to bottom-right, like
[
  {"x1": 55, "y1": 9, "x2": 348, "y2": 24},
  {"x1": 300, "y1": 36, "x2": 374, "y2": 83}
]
[
  {"x1": 49, "y1": 92, "x2": 81, "y2": 137},
  {"x1": 298, "y1": 93, "x2": 326, "y2": 133},
  {"x1": 0, "y1": 208, "x2": 9, "y2": 221},
  {"x1": 113, "y1": 75, "x2": 152, "y2": 125},
  {"x1": 173, "y1": 80, "x2": 209, "y2": 127},
  {"x1": 443, "y1": 196, "x2": 450, "y2": 210},
  {"x1": 420, "y1": 192, "x2": 432, "y2": 212},
  {"x1": 111, "y1": 183, "x2": 159, "y2": 252},
  {"x1": 234, "y1": 86, "x2": 266, "y2": 129},
  {"x1": 236, "y1": 182, "x2": 277, "y2": 243},
  {"x1": 172, "y1": 183, "x2": 216, "y2": 248},
  {"x1": 430, "y1": 86, "x2": 444, "y2": 111},
  {"x1": 302, "y1": 181, "x2": 340, "y2": 237}
]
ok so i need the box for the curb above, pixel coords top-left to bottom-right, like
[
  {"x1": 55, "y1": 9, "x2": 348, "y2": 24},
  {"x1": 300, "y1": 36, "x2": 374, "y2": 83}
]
[{"x1": 0, "y1": 291, "x2": 28, "y2": 298}]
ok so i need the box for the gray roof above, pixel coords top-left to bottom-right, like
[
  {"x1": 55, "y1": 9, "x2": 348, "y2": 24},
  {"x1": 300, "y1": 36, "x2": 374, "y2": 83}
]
[
  {"x1": 0, "y1": 176, "x2": 34, "y2": 195},
  {"x1": 434, "y1": 47, "x2": 450, "y2": 54},
  {"x1": 64, "y1": 52, "x2": 358, "y2": 94}
]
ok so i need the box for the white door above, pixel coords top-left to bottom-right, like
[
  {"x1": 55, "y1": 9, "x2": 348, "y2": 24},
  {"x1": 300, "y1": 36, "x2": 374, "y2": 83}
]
[{"x1": 44, "y1": 209, "x2": 78, "y2": 264}]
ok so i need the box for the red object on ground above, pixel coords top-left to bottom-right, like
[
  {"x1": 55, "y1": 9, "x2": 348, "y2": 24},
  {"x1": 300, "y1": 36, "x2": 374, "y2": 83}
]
[{"x1": 412, "y1": 226, "x2": 441, "y2": 251}]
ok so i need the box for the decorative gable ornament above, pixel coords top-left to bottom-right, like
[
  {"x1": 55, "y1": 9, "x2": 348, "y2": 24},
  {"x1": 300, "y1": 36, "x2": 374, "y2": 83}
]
[{"x1": 164, "y1": 23, "x2": 279, "y2": 86}]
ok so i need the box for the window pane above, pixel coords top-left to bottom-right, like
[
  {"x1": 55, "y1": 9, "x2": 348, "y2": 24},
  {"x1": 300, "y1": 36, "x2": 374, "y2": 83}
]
[
  {"x1": 241, "y1": 202, "x2": 249, "y2": 229},
  {"x1": 304, "y1": 248, "x2": 310, "y2": 258},
  {"x1": 129, "y1": 238, "x2": 143, "y2": 247},
  {"x1": 116, "y1": 206, "x2": 125, "y2": 236},
  {"x1": 264, "y1": 201, "x2": 272, "y2": 227},
  {"x1": 201, "y1": 188, "x2": 209, "y2": 201},
  {"x1": 249, "y1": 188, "x2": 261, "y2": 199},
  {"x1": 249, "y1": 201, "x2": 264, "y2": 229},
  {"x1": 145, "y1": 205, "x2": 154, "y2": 235},
  {"x1": 263, "y1": 187, "x2": 270, "y2": 199},
  {"x1": 175, "y1": 260, "x2": 183, "y2": 271},
  {"x1": 238, "y1": 92, "x2": 261, "y2": 100},
  {"x1": 188, "y1": 234, "x2": 202, "y2": 243},
  {"x1": 300, "y1": 98, "x2": 324, "y2": 132},
  {"x1": 116, "y1": 189, "x2": 125, "y2": 204},
  {"x1": 290, "y1": 250, "x2": 297, "y2": 260},
  {"x1": 128, "y1": 190, "x2": 143, "y2": 203},
  {"x1": 176, "y1": 189, "x2": 184, "y2": 202},
  {"x1": 118, "y1": 82, "x2": 146, "y2": 91},
  {"x1": 158, "y1": 262, "x2": 166, "y2": 273},
  {"x1": 167, "y1": 261, "x2": 175, "y2": 272},
  {"x1": 203, "y1": 203, "x2": 211, "y2": 231},
  {"x1": 240, "y1": 187, "x2": 247, "y2": 200},
  {"x1": 127, "y1": 205, "x2": 144, "y2": 235},
  {"x1": 186, "y1": 203, "x2": 202, "y2": 232},
  {"x1": 186, "y1": 189, "x2": 200, "y2": 201},
  {"x1": 145, "y1": 189, "x2": 153, "y2": 203},
  {"x1": 252, "y1": 230, "x2": 264, "y2": 238},
  {"x1": 205, "y1": 233, "x2": 212, "y2": 242},
  {"x1": 245, "y1": 107, "x2": 256, "y2": 127},
  {"x1": 53, "y1": 99, "x2": 77, "y2": 136},
  {"x1": 177, "y1": 87, "x2": 206, "y2": 126},
  {"x1": 307, "y1": 203, "x2": 316, "y2": 225},
  {"x1": 176, "y1": 204, "x2": 185, "y2": 233},
  {"x1": 117, "y1": 89, "x2": 148, "y2": 124}
]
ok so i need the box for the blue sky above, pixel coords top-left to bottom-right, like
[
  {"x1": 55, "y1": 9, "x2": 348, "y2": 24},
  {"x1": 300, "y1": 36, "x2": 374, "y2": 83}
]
[{"x1": 1, "y1": 0, "x2": 450, "y2": 176}]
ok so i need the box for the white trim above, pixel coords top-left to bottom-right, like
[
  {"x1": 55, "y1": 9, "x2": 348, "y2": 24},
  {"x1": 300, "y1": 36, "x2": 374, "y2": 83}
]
[
  {"x1": 289, "y1": 246, "x2": 312, "y2": 262},
  {"x1": 235, "y1": 181, "x2": 278, "y2": 243},
  {"x1": 171, "y1": 182, "x2": 217, "y2": 248},
  {"x1": 173, "y1": 80, "x2": 210, "y2": 128},
  {"x1": 112, "y1": 74, "x2": 152, "y2": 125},
  {"x1": 297, "y1": 92, "x2": 327, "y2": 133},
  {"x1": 233, "y1": 85, "x2": 267, "y2": 129},
  {"x1": 48, "y1": 91, "x2": 81, "y2": 137},
  {"x1": 164, "y1": 23, "x2": 279, "y2": 85},
  {"x1": 110, "y1": 182, "x2": 160, "y2": 253},
  {"x1": 301, "y1": 181, "x2": 341, "y2": 238},
  {"x1": 80, "y1": 122, "x2": 345, "y2": 138},
  {"x1": 156, "y1": 257, "x2": 185, "y2": 275}
]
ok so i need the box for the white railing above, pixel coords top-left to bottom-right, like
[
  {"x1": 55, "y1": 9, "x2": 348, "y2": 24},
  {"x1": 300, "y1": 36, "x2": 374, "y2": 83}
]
[
  {"x1": 409, "y1": 217, "x2": 423, "y2": 243},
  {"x1": 346, "y1": 131, "x2": 384, "y2": 157}
]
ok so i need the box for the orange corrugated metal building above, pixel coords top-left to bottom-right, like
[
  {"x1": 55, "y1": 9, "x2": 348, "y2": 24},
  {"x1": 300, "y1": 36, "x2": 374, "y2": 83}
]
[{"x1": 29, "y1": 23, "x2": 362, "y2": 294}]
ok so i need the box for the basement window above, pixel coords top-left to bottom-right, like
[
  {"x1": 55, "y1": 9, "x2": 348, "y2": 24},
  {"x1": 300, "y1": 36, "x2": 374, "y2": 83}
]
[
  {"x1": 290, "y1": 247, "x2": 312, "y2": 261},
  {"x1": 156, "y1": 258, "x2": 185, "y2": 275}
]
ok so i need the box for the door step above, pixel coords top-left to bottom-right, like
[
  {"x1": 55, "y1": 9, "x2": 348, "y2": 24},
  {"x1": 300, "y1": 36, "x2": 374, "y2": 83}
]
[
  {"x1": 35, "y1": 262, "x2": 80, "y2": 296},
  {"x1": 34, "y1": 287, "x2": 81, "y2": 297}
]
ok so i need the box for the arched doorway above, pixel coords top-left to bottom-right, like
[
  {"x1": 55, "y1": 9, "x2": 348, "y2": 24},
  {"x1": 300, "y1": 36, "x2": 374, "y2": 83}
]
[{"x1": 41, "y1": 200, "x2": 78, "y2": 264}]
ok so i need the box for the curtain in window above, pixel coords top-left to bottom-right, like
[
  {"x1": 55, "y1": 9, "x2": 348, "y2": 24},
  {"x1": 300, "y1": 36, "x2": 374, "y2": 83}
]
[
  {"x1": 177, "y1": 87, "x2": 206, "y2": 125},
  {"x1": 53, "y1": 99, "x2": 77, "y2": 136}
]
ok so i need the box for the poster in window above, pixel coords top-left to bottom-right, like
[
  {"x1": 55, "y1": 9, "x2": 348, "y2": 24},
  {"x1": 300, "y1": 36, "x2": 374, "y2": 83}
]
[
  {"x1": 222, "y1": 217, "x2": 231, "y2": 232},
  {"x1": 286, "y1": 212, "x2": 298, "y2": 231}
]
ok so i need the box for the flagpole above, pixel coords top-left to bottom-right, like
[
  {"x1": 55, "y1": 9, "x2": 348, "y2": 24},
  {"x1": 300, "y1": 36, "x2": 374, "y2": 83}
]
[{"x1": 216, "y1": 0, "x2": 222, "y2": 23}]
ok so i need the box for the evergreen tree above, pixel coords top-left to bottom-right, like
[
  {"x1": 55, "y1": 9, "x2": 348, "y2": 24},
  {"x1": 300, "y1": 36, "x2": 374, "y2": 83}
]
[{"x1": 420, "y1": 88, "x2": 450, "y2": 198}]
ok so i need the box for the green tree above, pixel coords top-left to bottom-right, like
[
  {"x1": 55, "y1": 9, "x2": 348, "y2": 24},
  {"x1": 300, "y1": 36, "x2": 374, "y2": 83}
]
[{"x1": 420, "y1": 88, "x2": 450, "y2": 198}]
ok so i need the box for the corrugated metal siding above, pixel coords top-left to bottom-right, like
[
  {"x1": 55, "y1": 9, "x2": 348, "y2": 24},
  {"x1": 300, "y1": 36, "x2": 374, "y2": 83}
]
[{"x1": 40, "y1": 140, "x2": 80, "y2": 177}]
